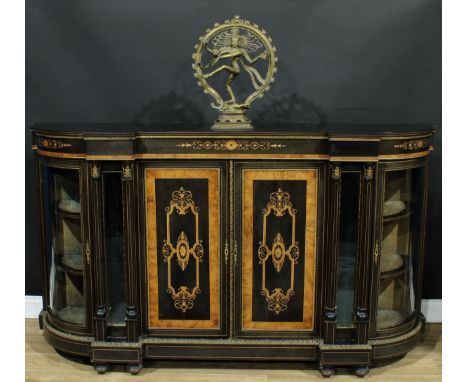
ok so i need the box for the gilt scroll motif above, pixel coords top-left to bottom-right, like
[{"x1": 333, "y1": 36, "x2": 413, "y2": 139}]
[
  {"x1": 258, "y1": 188, "x2": 299, "y2": 315},
  {"x1": 176, "y1": 140, "x2": 286, "y2": 151},
  {"x1": 38, "y1": 138, "x2": 72, "y2": 150},
  {"x1": 393, "y1": 139, "x2": 430, "y2": 150},
  {"x1": 162, "y1": 187, "x2": 204, "y2": 312}
]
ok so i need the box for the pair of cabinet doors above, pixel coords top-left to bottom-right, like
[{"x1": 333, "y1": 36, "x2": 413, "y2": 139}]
[{"x1": 143, "y1": 161, "x2": 323, "y2": 338}]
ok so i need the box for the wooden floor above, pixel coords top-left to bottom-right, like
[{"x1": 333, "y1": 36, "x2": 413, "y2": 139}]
[{"x1": 25, "y1": 319, "x2": 441, "y2": 381}]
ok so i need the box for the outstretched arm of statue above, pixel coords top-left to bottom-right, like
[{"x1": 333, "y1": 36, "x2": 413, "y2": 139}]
[
  {"x1": 204, "y1": 42, "x2": 216, "y2": 56},
  {"x1": 201, "y1": 42, "x2": 219, "y2": 69},
  {"x1": 242, "y1": 49, "x2": 268, "y2": 65},
  {"x1": 203, "y1": 55, "x2": 218, "y2": 69}
]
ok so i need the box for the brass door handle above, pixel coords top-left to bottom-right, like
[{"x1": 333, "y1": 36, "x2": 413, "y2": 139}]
[
  {"x1": 233, "y1": 240, "x2": 238, "y2": 265},
  {"x1": 374, "y1": 241, "x2": 379, "y2": 265},
  {"x1": 86, "y1": 241, "x2": 91, "y2": 265},
  {"x1": 224, "y1": 240, "x2": 229, "y2": 265}
]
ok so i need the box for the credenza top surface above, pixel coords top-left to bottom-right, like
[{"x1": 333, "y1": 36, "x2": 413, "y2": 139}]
[
  {"x1": 31, "y1": 123, "x2": 435, "y2": 161},
  {"x1": 31, "y1": 123, "x2": 435, "y2": 138}
]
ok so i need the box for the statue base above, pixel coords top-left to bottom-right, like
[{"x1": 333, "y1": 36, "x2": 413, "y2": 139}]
[{"x1": 212, "y1": 111, "x2": 253, "y2": 130}]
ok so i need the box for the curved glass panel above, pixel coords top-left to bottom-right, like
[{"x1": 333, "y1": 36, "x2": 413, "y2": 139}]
[
  {"x1": 42, "y1": 166, "x2": 86, "y2": 326},
  {"x1": 336, "y1": 172, "x2": 360, "y2": 327},
  {"x1": 102, "y1": 172, "x2": 125, "y2": 326},
  {"x1": 377, "y1": 167, "x2": 423, "y2": 330}
]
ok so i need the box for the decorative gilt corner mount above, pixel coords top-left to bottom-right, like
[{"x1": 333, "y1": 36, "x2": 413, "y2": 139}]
[
  {"x1": 122, "y1": 163, "x2": 133, "y2": 180},
  {"x1": 331, "y1": 165, "x2": 341, "y2": 180},
  {"x1": 364, "y1": 165, "x2": 374, "y2": 180},
  {"x1": 90, "y1": 162, "x2": 101, "y2": 179}
]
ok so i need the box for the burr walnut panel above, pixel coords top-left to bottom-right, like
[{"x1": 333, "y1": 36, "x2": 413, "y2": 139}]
[
  {"x1": 146, "y1": 168, "x2": 221, "y2": 330},
  {"x1": 241, "y1": 169, "x2": 318, "y2": 331}
]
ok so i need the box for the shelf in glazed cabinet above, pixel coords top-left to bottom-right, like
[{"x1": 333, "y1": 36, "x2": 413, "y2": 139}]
[
  {"x1": 56, "y1": 306, "x2": 86, "y2": 326},
  {"x1": 376, "y1": 309, "x2": 406, "y2": 330},
  {"x1": 55, "y1": 262, "x2": 84, "y2": 276},
  {"x1": 383, "y1": 209, "x2": 412, "y2": 223},
  {"x1": 54, "y1": 209, "x2": 81, "y2": 220},
  {"x1": 379, "y1": 255, "x2": 408, "y2": 279}
]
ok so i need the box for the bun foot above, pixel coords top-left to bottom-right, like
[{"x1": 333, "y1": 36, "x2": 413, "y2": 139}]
[
  {"x1": 353, "y1": 366, "x2": 369, "y2": 377},
  {"x1": 319, "y1": 366, "x2": 336, "y2": 377},
  {"x1": 94, "y1": 363, "x2": 109, "y2": 374},
  {"x1": 127, "y1": 363, "x2": 142, "y2": 375}
]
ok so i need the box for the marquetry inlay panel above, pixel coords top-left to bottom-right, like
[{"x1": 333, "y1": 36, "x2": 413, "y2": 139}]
[
  {"x1": 258, "y1": 189, "x2": 300, "y2": 315},
  {"x1": 241, "y1": 168, "x2": 318, "y2": 331},
  {"x1": 162, "y1": 188, "x2": 204, "y2": 312},
  {"x1": 146, "y1": 168, "x2": 220, "y2": 329}
]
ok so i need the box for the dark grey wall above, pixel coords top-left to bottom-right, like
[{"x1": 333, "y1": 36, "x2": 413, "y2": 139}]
[{"x1": 26, "y1": 0, "x2": 441, "y2": 298}]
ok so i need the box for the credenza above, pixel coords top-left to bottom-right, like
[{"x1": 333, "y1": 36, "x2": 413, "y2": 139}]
[{"x1": 32, "y1": 123, "x2": 434, "y2": 376}]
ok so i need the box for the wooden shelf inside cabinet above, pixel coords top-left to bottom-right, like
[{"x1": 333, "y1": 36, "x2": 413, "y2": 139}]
[
  {"x1": 56, "y1": 306, "x2": 86, "y2": 326},
  {"x1": 107, "y1": 301, "x2": 127, "y2": 328},
  {"x1": 54, "y1": 208, "x2": 81, "y2": 220},
  {"x1": 376, "y1": 309, "x2": 406, "y2": 329},
  {"x1": 55, "y1": 261, "x2": 84, "y2": 276},
  {"x1": 54, "y1": 253, "x2": 84, "y2": 275},
  {"x1": 380, "y1": 255, "x2": 408, "y2": 279},
  {"x1": 383, "y1": 209, "x2": 412, "y2": 224}
]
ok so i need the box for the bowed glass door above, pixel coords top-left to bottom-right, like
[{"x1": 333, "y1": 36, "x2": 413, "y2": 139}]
[
  {"x1": 376, "y1": 165, "x2": 424, "y2": 330},
  {"x1": 40, "y1": 162, "x2": 89, "y2": 331}
]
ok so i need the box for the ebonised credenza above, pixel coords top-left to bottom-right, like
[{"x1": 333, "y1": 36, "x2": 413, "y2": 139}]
[{"x1": 32, "y1": 124, "x2": 434, "y2": 376}]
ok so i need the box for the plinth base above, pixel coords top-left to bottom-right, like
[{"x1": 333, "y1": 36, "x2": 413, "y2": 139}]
[
  {"x1": 212, "y1": 111, "x2": 253, "y2": 130},
  {"x1": 39, "y1": 310, "x2": 424, "y2": 375}
]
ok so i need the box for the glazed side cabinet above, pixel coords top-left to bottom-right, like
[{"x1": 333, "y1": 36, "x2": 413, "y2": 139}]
[{"x1": 32, "y1": 124, "x2": 434, "y2": 377}]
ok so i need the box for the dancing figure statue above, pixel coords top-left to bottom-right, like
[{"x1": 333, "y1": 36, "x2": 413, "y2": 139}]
[
  {"x1": 193, "y1": 16, "x2": 277, "y2": 130},
  {"x1": 201, "y1": 28, "x2": 268, "y2": 107}
]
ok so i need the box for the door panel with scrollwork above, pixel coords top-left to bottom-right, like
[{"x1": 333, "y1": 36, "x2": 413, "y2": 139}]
[
  {"x1": 237, "y1": 165, "x2": 319, "y2": 335},
  {"x1": 145, "y1": 165, "x2": 226, "y2": 334}
]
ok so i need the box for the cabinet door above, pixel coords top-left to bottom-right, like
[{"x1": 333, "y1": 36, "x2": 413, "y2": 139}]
[
  {"x1": 235, "y1": 162, "x2": 322, "y2": 337},
  {"x1": 372, "y1": 160, "x2": 427, "y2": 336},
  {"x1": 38, "y1": 158, "x2": 92, "y2": 335},
  {"x1": 143, "y1": 163, "x2": 227, "y2": 335},
  {"x1": 322, "y1": 163, "x2": 376, "y2": 345},
  {"x1": 88, "y1": 162, "x2": 132, "y2": 342}
]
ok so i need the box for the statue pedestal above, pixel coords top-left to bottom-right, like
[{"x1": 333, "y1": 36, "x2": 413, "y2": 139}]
[{"x1": 212, "y1": 110, "x2": 253, "y2": 130}]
